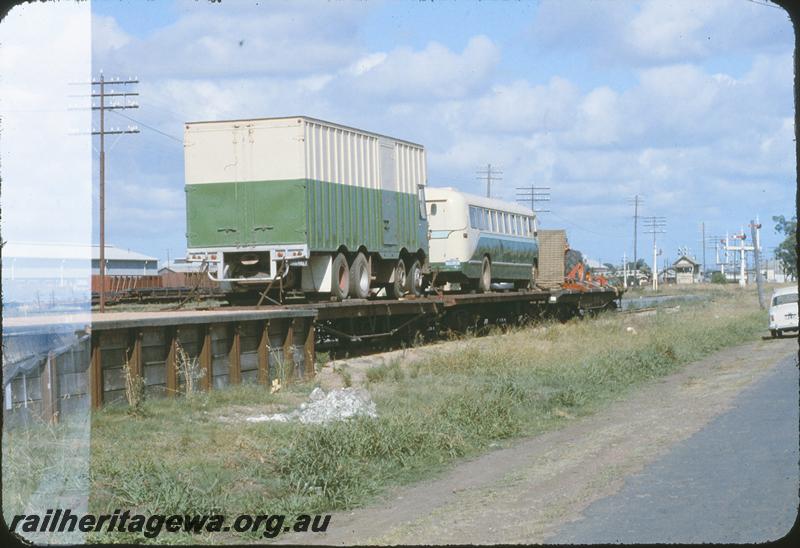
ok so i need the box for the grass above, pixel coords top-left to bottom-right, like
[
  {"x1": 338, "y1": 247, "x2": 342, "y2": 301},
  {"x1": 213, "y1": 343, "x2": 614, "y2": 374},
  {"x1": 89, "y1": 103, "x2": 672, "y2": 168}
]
[{"x1": 17, "y1": 285, "x2": 765, "y2": 543}]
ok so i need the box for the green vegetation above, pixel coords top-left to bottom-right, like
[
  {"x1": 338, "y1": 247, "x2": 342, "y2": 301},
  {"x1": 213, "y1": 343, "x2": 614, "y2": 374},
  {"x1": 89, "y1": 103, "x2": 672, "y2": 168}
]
[
  {"x1": 15, "y1": 287, "x2": 761, "y2": 543},
  {"x1": 711, "y1": 271, "x2": 727, "y2": 284},
  {"x1": 772, "y1": 214, "x2": 797, "y2": 279}
]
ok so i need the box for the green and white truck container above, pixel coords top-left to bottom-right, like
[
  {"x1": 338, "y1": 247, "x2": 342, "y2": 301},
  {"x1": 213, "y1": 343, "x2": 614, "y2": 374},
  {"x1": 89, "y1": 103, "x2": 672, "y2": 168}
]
[{"x1": 184, "y1": 116, "x2": 429, "y2": 301}]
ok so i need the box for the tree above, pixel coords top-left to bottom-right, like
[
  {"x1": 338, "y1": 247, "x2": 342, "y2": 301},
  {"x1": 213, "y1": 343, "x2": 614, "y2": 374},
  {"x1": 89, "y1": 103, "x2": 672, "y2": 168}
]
[
  {"x1": 626, "y1": 258, "x2": 651, "y2": 276},
  {"x1": 772, "y1": 215, "x2": 797, "y2": 279}
]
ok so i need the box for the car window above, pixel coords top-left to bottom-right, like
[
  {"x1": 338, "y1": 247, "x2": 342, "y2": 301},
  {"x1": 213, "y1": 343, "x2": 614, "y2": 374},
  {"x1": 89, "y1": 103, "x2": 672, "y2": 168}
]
[{"x1": 773, "y1": 293, "x2": 798, "y2": 306}]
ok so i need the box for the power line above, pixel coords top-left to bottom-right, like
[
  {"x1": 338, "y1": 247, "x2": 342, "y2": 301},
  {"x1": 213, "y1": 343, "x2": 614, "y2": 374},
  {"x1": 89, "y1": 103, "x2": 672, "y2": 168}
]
[
  {"x1": 547, "y1": 211, "x2": 617, "y2": 238},
  {"x1": 108, "y1": 109, "x2": 182, "y2": 143}
]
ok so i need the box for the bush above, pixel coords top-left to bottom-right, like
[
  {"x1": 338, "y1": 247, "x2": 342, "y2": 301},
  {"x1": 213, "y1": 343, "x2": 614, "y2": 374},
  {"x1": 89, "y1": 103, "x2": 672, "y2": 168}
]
[{"x1": 711, "y1": 272, "x2": 727, "y2": 284}]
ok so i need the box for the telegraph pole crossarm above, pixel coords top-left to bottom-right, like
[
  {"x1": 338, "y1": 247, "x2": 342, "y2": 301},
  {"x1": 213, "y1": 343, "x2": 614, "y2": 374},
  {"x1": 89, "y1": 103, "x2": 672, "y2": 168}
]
[
  {"x1": 477, "y1": 164, "x2": 503, "y2": 198},
  {"x1": 516, "y1": 185, "x2": 551, "y2": 214}
]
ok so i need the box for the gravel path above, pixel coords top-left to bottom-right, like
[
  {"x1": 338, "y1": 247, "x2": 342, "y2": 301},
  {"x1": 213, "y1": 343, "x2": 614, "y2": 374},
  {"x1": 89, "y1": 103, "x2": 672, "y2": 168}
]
[
  {"x1": 277, "y1": 337, "x2": 797, "y2": 545},
  {"x1": 547, "y1": 347, "x2": 798, "y2": 544}
]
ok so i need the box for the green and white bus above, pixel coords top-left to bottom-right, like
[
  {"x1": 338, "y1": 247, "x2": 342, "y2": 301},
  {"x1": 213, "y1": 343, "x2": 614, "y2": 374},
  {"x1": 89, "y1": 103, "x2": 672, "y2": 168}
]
[
  {"x1": 425, "y1": 187, "x2": 538, "y2": 291},
  {"x1": 184, "y1": 116, "x2": 429, "y2": 301}
]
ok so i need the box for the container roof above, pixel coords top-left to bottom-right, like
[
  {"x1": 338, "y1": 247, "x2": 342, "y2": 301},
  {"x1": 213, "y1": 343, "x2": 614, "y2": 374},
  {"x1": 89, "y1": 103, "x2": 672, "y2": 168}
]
[
  {"x1": 3, "y1": 242, "x2": 158, "y2": 262},
  {"x1": 184, "y1": 115, "x2": 425, "y2": 149}
]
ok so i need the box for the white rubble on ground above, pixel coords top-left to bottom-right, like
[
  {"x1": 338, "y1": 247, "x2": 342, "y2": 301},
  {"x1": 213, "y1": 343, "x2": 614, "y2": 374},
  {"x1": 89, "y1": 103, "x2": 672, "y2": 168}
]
[{"x1": 245, "y1": 387, "x2": 377, "y2": 424}]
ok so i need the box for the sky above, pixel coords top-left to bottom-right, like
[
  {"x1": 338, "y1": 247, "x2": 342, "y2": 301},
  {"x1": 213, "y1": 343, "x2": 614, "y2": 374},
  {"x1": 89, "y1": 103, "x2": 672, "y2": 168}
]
[{"x1": 2, "y1": 0, "x2": 795, "y2": 271}]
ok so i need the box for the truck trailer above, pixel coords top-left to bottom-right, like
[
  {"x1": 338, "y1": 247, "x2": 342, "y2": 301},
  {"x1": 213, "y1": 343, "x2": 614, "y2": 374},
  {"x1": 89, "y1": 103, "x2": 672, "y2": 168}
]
[{"x1": 184, "y1": 116, "x2": 429, "y2": 301}]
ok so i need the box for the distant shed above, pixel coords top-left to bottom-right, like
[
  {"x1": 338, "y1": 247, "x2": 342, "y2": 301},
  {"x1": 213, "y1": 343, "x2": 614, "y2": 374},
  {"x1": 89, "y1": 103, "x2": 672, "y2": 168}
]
[
  {"x1": 673, "y1": 255, "x2": 700, "y2": 284},
  {"x1": 159, "y1": 260, "x2": 217, "y2": 289}
]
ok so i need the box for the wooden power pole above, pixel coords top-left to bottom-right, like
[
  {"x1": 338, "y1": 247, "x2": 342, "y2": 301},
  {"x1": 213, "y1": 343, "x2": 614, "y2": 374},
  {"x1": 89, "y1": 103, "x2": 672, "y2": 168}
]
[{"x1": 91, "y1": 73, "x2": 139, "y2": 311}]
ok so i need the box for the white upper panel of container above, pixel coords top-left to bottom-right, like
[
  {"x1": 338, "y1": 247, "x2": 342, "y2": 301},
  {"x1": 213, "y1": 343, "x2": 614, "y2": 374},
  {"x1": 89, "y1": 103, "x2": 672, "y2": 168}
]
[{"x1": 184, "y1": 116, "x2": 427, "y2": 195}]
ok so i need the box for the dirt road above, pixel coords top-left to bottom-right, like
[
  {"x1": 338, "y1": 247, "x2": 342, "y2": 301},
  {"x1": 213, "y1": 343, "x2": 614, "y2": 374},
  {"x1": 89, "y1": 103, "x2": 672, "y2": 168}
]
[{"x1": 279, "y1": 337, "x2": 796, "y2": 545}]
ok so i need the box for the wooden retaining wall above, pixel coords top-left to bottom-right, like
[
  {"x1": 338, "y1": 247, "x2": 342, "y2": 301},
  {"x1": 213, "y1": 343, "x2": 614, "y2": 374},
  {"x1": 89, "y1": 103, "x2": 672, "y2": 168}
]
[{"x1": 3, "y1": 309, "x2": 317, "y2": 424}]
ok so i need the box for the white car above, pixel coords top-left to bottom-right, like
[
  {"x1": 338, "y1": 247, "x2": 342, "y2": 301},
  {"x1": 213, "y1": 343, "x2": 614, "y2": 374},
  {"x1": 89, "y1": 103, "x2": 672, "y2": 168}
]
[{"x1": 768, "y1": 286, "x2": 799, "y2": 338}]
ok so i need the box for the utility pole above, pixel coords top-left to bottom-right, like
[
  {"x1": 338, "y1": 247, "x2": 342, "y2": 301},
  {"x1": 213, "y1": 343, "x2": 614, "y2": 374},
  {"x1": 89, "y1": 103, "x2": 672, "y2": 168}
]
[
  {"x1": 701, "y1": 221, "x2": 706, "y2": 280},
  {"x1": 515, "y1": 185, "x2": 551, "y2": 214},
  {"x1": 91, "y1": 73, "x2": 140, "y2": 312},
  {"x1": 477, "y1": 164, "x2": 502, "y2": 198},
  {"x1": 627, "y1": 195, "x2": 643, "y2": 274},
  {"x1": 643, "y1": 216, "x2": 666, "y2": 291},
  {"x1": 750, "y1": 219, "x2": 766, "y2": 308},
  {"x1": 623, "y1": 252, "x2": 628, "y2": 288}
]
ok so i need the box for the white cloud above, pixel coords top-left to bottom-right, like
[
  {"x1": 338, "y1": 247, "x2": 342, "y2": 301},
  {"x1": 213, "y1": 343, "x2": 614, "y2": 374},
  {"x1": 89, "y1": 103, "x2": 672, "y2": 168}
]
[
  {"x1": 342, "y1": 36, "x2": 500, "y2": 100},
  {"x1": 92, "y1": 13, "x2": 131, "y2": 54},
  {"x1": 95, "y1": 2, "x2": 366, "y2": 79},
  {"x1": 468, "y1": 78, "x2": 580, "y2": 134},
  {"x1": 530, "y1": 0, "x2": 792, "y2": 65}
]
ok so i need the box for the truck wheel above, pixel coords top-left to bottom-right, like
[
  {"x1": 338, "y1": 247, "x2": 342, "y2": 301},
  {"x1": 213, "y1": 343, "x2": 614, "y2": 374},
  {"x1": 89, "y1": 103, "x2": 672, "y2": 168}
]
[
  {"x1": 771, "y1": 329, "x2": 778, "y2": 338},
  {"x1": 332, "y1": 253, "x2": 350, "y2": 301},
  {"x1": 387, "y1": 258, "x2": 406, "y2": 299},
  {"x1": 478, "y1": 256, "x2": 492, "y2": 293},
  {"x1": 406, "y1": 259, "x2": 423, "y2": 297},
  {"x1": 349, "y1": 252, "x2": 370, "y2": 299}
]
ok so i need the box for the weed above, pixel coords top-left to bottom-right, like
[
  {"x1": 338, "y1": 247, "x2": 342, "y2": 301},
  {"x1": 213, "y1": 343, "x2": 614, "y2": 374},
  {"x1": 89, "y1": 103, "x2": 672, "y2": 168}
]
[{"x1": 122, "y1": 353, "x2": 146, "y2": 415}]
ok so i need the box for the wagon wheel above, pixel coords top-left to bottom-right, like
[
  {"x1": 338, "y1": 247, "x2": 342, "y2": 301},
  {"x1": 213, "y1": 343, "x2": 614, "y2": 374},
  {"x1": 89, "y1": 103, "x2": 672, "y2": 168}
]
[
  {"x1": 349, "y1": 252, "x2": 371, "y2": 299},
  {"x1": 332, "y1": 253, "x2": 350, "y2": 301},
  {"x1": 387, "y1": 258, "x2": 407, "y2": 299},
  {"x1": 406, "y1": 259, "x2": 423, "y2": 297},
  {"x1": 478, "y1": 256, "x2": 492, "y2": 293}
]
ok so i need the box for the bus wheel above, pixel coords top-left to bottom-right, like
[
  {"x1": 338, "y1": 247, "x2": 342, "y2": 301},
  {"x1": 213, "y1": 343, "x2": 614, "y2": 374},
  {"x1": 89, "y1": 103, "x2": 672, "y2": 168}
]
[
  {"x1": 349, "y1": 252, "x2": 370, "y2": 299},
  {"x1": 332, "y1": 253, "x2": 350, "y2": 301},
  {"x1": 406, "y1": 259, "x2": 423, "y2": 297},
  {"x1": 388, "y1": 258, "x2": 407, "y2": 299},
  {"x1": 479, "y1": 257, "x2": 492, "y2": 292}
]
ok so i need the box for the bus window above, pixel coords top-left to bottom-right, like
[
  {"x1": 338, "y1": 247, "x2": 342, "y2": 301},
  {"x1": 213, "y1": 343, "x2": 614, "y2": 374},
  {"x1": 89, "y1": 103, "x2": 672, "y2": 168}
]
[{"x1": 469, "y1": 206, "x2": 480, "y2": 228}]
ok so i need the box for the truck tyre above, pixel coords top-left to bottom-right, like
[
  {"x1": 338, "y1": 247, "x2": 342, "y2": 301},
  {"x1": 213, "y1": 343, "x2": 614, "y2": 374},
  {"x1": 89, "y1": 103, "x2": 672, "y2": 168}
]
[
  {"x1": 406, "y1": 259, "x2": 423, "y2": 297},
  {"x1": 349, "y1": 252, "x2": 370, "y2": 299},
  {"x1": 771, "y1": 329, "x2": 778, "y2": 338},
  {"x1": 332, "y1": 253, "x2": 350, "y2": 301},
  {"x1": 478, "y1": 256, "x2": 492, "y2": 293},
  {"x1": 387, "y1": 258, "x2": 406, "y2": 299}
]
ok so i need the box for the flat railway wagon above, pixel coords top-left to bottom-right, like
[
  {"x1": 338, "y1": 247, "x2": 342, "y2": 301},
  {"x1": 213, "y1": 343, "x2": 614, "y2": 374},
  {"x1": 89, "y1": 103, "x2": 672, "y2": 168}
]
[{"x1": 184, "y1": 116, "x2": 429, "y2": 303}]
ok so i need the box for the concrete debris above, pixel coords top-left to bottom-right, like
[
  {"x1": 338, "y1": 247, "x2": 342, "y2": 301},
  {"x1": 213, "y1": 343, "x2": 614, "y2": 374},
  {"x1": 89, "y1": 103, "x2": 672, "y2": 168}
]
[{"x1": 245, "y1": 387, "x2": 377, "y2": 424}]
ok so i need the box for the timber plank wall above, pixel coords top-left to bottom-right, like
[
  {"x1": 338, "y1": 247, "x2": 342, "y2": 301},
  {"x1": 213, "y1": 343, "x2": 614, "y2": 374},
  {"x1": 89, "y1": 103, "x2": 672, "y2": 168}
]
[{"x1": 2, "y1": 309, "x2": 316, "y2": 425}]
